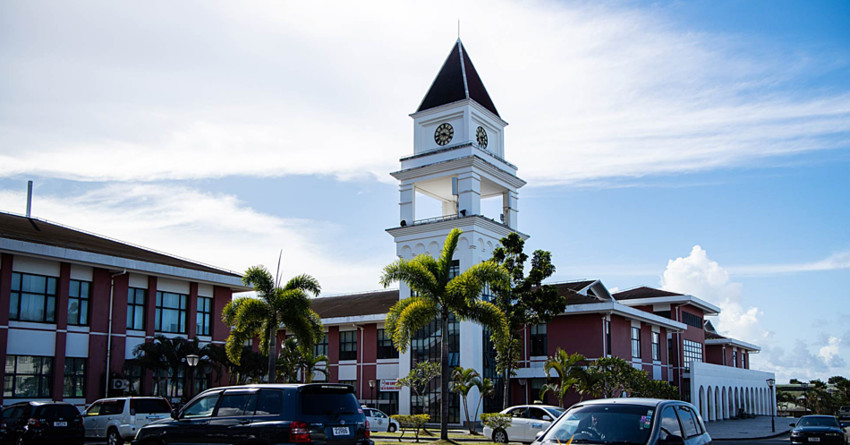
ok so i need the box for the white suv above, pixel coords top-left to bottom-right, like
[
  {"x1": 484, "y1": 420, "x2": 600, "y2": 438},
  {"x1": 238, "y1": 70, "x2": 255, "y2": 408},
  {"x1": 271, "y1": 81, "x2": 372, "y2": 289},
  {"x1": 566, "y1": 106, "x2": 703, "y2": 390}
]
[{"x1": 83, "y1": 396, "x2": 172, "y2": 445}]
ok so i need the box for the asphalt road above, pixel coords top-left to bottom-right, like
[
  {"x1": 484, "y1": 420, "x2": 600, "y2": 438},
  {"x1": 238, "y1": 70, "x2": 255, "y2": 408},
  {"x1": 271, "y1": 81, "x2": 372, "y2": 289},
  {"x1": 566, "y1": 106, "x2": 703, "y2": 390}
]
[{"x1": 717, "y1": 433, "x2": 790, "y2": 445}]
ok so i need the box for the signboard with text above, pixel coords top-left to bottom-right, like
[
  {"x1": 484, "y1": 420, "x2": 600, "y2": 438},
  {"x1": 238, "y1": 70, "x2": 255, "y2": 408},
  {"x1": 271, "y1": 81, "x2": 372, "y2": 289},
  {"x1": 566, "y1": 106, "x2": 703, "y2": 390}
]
[{"x1": 380, "y1": 379, "x2": 400, "y2": 392}]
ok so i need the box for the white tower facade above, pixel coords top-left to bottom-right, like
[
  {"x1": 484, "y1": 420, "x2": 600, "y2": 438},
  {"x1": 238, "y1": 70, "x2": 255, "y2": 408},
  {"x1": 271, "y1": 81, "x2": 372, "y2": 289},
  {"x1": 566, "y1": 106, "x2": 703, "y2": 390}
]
[{"x1": 387, "y1": 40, "x2": 526, "y2": 418}]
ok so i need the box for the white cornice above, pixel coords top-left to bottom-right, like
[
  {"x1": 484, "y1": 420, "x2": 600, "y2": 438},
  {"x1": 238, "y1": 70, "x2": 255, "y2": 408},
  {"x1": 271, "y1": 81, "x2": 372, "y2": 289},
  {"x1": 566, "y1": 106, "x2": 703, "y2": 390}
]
[
  {"x1": 1, "y1": 238, "x2": 250, "y2": 290},
  {"x1": 705, "y1": 338, "x2": 761, "y2": 352},
  {"x1": 386, "y1": 215, "x2": 527, "y2": 240},
  {"x1": 617, "y1": 295, "x2": 721, "y2": 316},
  {"x1": 392, "y1": 154, "x2": 525, "y2": 189},
  {"x1": 562, "y1": 301, "x2": 688, "y2": 332}
]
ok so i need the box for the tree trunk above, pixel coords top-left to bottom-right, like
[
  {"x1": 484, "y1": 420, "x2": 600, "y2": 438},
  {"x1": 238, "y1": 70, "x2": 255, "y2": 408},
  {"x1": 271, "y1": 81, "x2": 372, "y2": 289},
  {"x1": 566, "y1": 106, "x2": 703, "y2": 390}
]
[
  {"x1": 503, "y1": 367, "x2": 511, "y2": 409},
  {"x1": 267, "y1": 324, "x2": 277, "y2": 383},
  {"x1": 440, "y1": 310, "x2": 449, "y2": 440}
]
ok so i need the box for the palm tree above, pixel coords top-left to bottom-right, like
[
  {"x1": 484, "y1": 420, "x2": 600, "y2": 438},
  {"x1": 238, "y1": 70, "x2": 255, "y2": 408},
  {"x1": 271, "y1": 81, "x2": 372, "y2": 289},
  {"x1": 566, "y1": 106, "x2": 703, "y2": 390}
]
[
  {"x1": 223, "y1": 265, "x2": 323, "y2": 383},
  {"x1": 451, "y1": 367, "x2": 482, "y2": 434},
  {"x1": 133, "y1": 335, "x2": 202, "y2": 399},
  {"x1": 472, "y1": 377, "x2": 495, "y2": 433},
  {"x1": 381, "y1": 228, "x2": 510, "y2": 440},
  {"x1": 299, "y1": 349, "x2": 328, "y2": 383},
  {"x1": 540, "y1": 349, "x2": 586, "y2": 407}
]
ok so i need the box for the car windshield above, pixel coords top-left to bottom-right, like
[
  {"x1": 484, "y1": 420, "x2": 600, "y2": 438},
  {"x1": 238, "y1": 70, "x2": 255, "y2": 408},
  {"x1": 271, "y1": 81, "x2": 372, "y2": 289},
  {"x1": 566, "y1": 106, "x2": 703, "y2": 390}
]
[
  {"x1": 538, "y1": 404, "x2": 655, "y2": 445},
  {"x1": 799, "y1": 417, "x2": 839, "y2": 428}
]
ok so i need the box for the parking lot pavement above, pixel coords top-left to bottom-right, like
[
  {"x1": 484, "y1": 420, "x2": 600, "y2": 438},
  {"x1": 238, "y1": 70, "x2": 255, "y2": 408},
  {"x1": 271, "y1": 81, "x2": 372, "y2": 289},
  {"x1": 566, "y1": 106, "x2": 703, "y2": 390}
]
[{"x1": 705, "y1": 416, "x2": 794, "y2": 440}]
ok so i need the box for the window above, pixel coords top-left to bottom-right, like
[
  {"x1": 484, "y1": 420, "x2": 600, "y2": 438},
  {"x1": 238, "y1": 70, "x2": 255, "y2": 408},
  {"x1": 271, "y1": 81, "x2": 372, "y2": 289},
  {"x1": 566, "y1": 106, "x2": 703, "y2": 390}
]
[
  {"x1": 67, "y1": 280, "x2": 91, "y2": 326},
  {"x1": 254, "y1": 389, "x2": 284, "y2": 416},
  {"x1": 732, "y1": 350, "x2": 738, "y2": 367},
  {"x1": 530, "y1": 324, "x2": 547, "y2": 356},
  {"x1": 631, "y1": 327, "x2": 641, "y2": 358},
  {"x1": 10, "y1": 272, "x2": 57, "y2": 323},
  {"x1": 605, "y1": 320, "x2": 611, "y2": 356},
  {"x1": 125, "y1": 365, "x2": 142, "y2": 395},
  {"x1": 63, "y1": 357, "x2": 86, "y2": 397},
  {"x1": 683, "y1": 339, "x2": 703, "y2": 369},
  {"x1": 127, "y1": 287, "x2": 146, "y2": 330},
  {"x1": 652, "y1": 332, "x2": 661, "y2": 361},
  {"x1": 675, "y1": 405, "x2": 703, "y2": 438},
  {"x1": 659, "y1": 406, "x2": 683, "y2": 440},
  {"x1": 681, "y1": 311, "x2": 703, "y2": 329},
  {"x1": 448, "y1": 259, "x2": 460, "y2": 278},
  {"x1": 481, "y1": 283, "x2": 493, "y2": 302},
  {"x1": 4, "y1": 355, "x2": 52, "y2": 398},
  {"x1": 215, "y1": 392, "x2": 257, "y2": 417},
  {"x1": 183, "y1": 391, "x2": 220, "y2": 418},
  {"x1": 339, "y1": 330, "x2": 357, "y2": 361},
  {"x1": 377, "y1": 329, "x2": 398, "y2": 359},
  {"x1": 196, "y1": 296, "x2": 212, "y2": 336},
  {"x1": 314, "y1": 333, "x2": 328, "y2": 357},
  {"x1": 155, "y1": 291, "x2": 187, "y2": 333}
]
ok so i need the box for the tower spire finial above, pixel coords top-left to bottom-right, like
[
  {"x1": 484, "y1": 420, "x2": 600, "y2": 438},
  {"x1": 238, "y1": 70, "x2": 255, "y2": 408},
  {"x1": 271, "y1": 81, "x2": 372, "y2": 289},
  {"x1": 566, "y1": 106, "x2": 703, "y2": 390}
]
[{"x1": 458, "y1": 19, "x2": 460, "y2": 40}]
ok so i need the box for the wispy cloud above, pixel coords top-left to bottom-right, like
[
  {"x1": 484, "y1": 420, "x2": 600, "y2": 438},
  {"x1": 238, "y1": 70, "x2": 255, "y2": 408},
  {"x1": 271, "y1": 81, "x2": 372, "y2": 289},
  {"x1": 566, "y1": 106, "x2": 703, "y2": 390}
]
[
  {"x1": 0, "y1": 185, "x2": 391, "y2": 294},
  {"x1": 1, "y1": 0, "x2": 847, "y2": 185},
  {"x1": 728, "y1": 251, "x2": 850, "y2": 275}
]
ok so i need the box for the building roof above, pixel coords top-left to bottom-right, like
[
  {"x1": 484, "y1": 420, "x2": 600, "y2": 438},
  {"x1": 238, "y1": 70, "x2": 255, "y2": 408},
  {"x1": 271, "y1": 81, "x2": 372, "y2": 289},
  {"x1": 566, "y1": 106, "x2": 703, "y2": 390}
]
[
  {"x1": 417, "y1": 39, "x2": 500, "y2": 118},
  {"x1": 613, "y1": 286, "x2": 684, "y2": 300},
  {"x1": 0, "y1": 211, "x2": 243, "y2": 282},
  {"x1": 311, "y1": 289, "x2": 399, "y2": 319},
  {"x1": 612, "y1": 286, "x2": 721, "y2": 316}
]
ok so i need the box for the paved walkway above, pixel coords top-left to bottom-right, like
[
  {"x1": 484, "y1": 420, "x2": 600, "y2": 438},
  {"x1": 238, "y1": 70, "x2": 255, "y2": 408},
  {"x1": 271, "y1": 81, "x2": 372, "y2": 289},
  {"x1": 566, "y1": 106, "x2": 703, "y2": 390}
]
[{"x1": 706, "y1": 416, "x2": 793, "y2": 440}]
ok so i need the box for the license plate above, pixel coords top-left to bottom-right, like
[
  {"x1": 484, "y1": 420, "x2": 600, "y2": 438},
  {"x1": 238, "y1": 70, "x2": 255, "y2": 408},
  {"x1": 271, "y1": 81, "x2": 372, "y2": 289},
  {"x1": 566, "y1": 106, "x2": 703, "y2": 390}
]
[
  {"x1": 53, "y1": 421, "x2": 67, "y2": 427},
  {"x1": 332, "y1": 427, "x2": 349, "y2": 436},
  {"x1": 809, "y1": 438, "x2": 820, "y2": 442}
]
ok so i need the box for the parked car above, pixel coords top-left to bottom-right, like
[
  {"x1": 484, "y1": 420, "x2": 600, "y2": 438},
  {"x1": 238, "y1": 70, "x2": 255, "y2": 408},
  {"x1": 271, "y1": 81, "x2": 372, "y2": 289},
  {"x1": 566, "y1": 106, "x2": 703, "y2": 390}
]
[
  {"x1": 362, "y1": 407, "x2": 399, "y2": 433},
  {"x1": 839, "y1": 406, "x2": 850, "y2": 420},
  {"x1": 531, "y1": 398, "x2": 711, "y2": 445},
  {"x1": 131, "y1": 383, "x2": 374, "y2": 445},
  {"x1": 83, "y1": 396, "x2": 172, "y2": 445},
  {"x1": 790, "y1": 415, "x2": 845, "y2": 445},
  {"x1": 0, "y1": 401, "x2": 84, "y2": 445},
  {"x1": 483, "y1": 404, "x2": 564, "y2": 443}
]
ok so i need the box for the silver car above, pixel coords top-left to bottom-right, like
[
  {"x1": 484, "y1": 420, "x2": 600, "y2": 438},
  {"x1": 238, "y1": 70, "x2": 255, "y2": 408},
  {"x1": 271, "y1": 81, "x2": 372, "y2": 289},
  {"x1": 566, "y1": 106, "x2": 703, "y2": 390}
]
[{"x1": 83, "y1": 397, "x2": 172, "y2": 445}]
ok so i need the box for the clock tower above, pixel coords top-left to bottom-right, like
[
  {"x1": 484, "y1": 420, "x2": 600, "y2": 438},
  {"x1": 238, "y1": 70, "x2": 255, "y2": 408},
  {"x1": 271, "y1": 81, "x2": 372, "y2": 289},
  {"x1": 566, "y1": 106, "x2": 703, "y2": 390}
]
[{"x1": 387, "y1": 39, "x2": 527, "y2": 417}]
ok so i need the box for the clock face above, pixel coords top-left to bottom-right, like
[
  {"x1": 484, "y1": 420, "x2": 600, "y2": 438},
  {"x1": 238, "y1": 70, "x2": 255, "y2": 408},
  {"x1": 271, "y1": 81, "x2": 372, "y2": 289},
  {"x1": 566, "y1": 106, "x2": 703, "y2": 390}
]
[
  {"x1": 434, "y1": 123, "x2": 454, "y2": 146},
  {"x1": 476, "y1": 126, "x2": 488, "y2": 149}
]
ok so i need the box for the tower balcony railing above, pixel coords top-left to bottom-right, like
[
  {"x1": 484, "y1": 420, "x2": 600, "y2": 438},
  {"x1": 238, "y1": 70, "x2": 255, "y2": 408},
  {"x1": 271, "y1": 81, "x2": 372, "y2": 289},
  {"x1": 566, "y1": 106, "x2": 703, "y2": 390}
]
[{"x1": 403, "y1": 213, "x2": 511, "y2": 229}]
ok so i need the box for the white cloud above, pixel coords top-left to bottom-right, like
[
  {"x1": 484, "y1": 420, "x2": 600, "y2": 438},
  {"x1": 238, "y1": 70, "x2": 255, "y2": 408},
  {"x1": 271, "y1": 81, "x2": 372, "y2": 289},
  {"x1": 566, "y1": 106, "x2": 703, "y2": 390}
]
[
  {"x1": 729, "y1": 251, "x2": 850, "y2": 275},
  {"x1": 0, "y1": 185, "x2": 391, "y2": 294},
  {"x1": 660, "y1": 245, "x2": 848, "y2": 382},
  {"x1": 1, "y1": 0, "x2": 847, "y2": 185}
]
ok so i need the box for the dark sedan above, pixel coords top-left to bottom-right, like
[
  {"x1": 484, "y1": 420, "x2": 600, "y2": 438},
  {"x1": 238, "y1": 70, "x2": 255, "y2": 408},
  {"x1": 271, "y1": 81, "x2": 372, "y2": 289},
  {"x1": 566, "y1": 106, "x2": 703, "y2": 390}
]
[{"x1": 790, "y1": 415, "x2": 845, "y2": 445}]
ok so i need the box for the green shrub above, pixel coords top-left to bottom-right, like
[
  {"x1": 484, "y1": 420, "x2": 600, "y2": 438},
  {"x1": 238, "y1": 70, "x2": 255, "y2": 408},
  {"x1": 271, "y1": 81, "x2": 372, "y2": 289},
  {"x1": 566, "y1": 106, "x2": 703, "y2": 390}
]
[
  {"x1": 390, "y1": 414, "x2": 430, "y2": 442},
  {"x1": 480, "y1": 412, "x2": 512, "y2": 431}
]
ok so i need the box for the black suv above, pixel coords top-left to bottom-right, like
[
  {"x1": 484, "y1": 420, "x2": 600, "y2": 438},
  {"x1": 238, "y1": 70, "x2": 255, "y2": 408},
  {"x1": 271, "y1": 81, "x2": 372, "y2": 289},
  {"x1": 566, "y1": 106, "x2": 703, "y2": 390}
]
[
  {"x1": 0, "y1": 401, "x2": 84, "y2": 445},
  {"x1": 131, "y1": 383, "x2": 374, "y2": 445}
]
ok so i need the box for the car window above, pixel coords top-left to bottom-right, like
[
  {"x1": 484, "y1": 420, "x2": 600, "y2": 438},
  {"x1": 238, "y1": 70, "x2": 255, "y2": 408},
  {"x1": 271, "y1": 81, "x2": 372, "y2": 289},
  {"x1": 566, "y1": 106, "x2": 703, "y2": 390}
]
[
  {"x1": 132, "y1": 399, "x2": 171, "y2": 414},
  {"x1": 101, "y1": 400, "x2": 125, "y2": 416},
  {"x1": 659, "y1": 407, "x2": 682, "y2": 439},
  {"x1": 675, "y1": 406, "x2": 700, "y2": 438},
  {"x1": 799, "y1": 417, "x2": 840, "y2": 428},
  {"x1": 507, "y1": 407, "x2": 528, "y2": 418},
  {"x1": 529, "y1": 408, "x2": 550, "y2": 420},
  {"x1": 540, "y1": 404, "x2": 655, "y2": 444},
  {"x1": 375, "y1": 410, "x2": 387, "y2": 418},
  {"x1": 300, "y1": 386, "x2": 359, "y2": 415},
  {"x1": 85, "y1": 402, "x2": 102, "y2": 416},
  {"x1": 544, "y1": 407, "x2": 565, "y2": 418},
  {"x1": 3, "y1": 406, "x2": 26, "y2": 420},
  {"x1": 35, "y1": 405, "x2": 80, "y2": 418},
  {"x1": 215, "y1": 392, "x2": 257, "y2": 417},
  {"x1": 254, "y1": 390, "x2": 283, "y2": 416},
  {"x1": 183, "y1": 392, "x2": 221, "y2": 418}
]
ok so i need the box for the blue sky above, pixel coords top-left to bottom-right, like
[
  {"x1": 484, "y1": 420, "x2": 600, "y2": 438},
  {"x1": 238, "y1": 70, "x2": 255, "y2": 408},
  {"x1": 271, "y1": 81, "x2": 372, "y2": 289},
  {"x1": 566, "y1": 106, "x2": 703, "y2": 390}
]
[{"x1": 1, "y1": 0, "x2": 848, "y2": 382}]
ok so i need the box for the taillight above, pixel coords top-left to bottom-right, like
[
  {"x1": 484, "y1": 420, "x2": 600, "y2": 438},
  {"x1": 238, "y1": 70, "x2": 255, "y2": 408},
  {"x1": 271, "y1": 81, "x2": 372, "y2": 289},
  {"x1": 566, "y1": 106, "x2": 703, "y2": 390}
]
[
  {"x1": 27, "y1": 418, "x2": 42, "y2": 428},
  {"x1": 365, "y1": 420, "x2": 371, "y2": 439},
  {"x1": 290, "y1": 421, "x2": 311, "y2": 443}
]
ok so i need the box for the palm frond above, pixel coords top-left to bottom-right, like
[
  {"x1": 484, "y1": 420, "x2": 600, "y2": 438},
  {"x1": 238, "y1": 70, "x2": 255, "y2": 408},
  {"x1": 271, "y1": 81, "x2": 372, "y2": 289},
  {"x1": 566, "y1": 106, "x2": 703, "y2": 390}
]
[
  {"x1": 242, "y1": 265, "x2": 276, "y2": 298},
  {"x1": 437, "y1": 228, "x2": 462, "y2": 283},
  {"x1": 380, "y1": 257, "x2": 439, "y2": 296},
  {"x1": 386, "y1": 297, "x2": 439, "y2": 353},
  {"x1": 283, "y1": 273, "x2": 321, "y2": 296}
]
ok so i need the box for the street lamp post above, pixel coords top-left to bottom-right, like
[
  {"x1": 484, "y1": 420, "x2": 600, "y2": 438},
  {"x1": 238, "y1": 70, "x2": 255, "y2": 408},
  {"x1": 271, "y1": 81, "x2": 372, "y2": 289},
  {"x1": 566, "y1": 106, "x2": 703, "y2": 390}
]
[
  {"x1": 186, "y1": 354, "x2": 200, "y2": 401},
  {"x1": 766, "y1": 378, "x2": 775, "y2": 433},
  {"x1": 369, "y1": 380, "x2": 376, "y2": 408}
]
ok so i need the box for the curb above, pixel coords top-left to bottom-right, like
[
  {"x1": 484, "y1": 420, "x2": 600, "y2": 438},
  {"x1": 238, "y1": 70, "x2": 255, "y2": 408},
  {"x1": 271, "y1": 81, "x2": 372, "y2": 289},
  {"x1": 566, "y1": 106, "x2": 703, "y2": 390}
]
[{"x1": 711, "y1": 429, "x2": 791, "y2": 441}]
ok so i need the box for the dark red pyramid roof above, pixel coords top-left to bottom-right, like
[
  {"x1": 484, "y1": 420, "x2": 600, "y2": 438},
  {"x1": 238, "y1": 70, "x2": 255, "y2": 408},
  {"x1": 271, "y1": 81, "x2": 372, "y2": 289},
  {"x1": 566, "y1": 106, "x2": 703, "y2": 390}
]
[{"x1": 417, "y1": 40, "x2": 500, "y2": 118}]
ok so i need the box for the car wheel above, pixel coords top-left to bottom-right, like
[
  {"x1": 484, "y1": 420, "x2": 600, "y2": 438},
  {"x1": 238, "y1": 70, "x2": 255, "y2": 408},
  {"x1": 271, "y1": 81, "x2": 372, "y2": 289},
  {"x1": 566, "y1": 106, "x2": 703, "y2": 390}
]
[
  {"x1": 388, "y1": 424, "x2": 397, "y2": 433},
  {"x1": 107, "y1": 428, "x2": 124, "y2": 445},
  {"x1": 493, "y1": 428, "x2": 509, "y2": 443}
]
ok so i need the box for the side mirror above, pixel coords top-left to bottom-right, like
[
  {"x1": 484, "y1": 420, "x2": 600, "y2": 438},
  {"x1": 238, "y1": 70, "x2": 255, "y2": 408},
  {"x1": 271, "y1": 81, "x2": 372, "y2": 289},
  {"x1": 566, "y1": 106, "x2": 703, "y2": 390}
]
[
  {"x1": 789, "y1": 422, "x2": 796, "y2": 427},
  {"x1": 542, "y1": 415, "x2": 552, "y2": 421},
  {"x1": 171, "y1": 409, "x2": 179, "y2": 420},
  {"x1": 659, "y1": 435, "x2": 685, "y2": 445}
]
